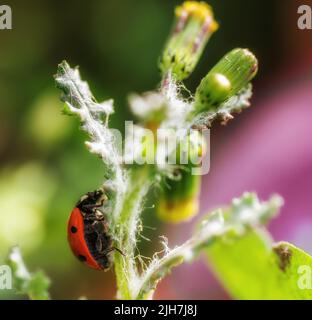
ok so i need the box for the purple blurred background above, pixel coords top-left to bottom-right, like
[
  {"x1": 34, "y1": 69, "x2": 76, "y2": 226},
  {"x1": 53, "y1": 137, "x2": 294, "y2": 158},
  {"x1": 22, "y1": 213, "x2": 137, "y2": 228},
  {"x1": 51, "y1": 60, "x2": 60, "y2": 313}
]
[{"x1": 160, "y1": 0, "x2": 312, "y2": 299}]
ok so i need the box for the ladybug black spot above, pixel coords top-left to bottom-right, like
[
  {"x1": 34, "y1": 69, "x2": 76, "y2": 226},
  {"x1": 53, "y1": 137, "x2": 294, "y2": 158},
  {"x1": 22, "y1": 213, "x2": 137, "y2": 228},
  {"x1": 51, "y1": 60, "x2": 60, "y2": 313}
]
[
  {"x1": 78, "y1": 254, "x2": 87, "y2": 262},
  {"x1": 70, "y1": 226, "x2": 78, "y2": 233}
]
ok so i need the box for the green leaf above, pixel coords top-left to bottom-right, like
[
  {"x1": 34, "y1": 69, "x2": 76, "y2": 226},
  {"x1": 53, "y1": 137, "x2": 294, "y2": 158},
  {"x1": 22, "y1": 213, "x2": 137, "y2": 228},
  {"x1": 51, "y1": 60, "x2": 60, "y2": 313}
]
[
  {"x1": 27, "y1": 271, "x2": 51, "y2": 300},
  {"x1": 7, "y1": 247, "x2": 51, "y2": 300},
  {"x1": 273, "y1": 242, "x2": 312, "y2": 299},
  {"x1": 206, "y1": 230, "x2": 312, "y2": 300}
]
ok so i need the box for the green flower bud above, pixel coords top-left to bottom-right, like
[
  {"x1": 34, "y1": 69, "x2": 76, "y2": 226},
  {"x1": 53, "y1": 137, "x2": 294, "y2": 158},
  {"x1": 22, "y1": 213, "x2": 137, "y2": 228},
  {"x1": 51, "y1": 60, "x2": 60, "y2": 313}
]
[
  {"x1": 159, "y1": 1, "x2": 218, "y2": 81},
  {"x1": 194, "y1": 48, "x2": 258, "y2": 113},
  {"x1": 156, "y1": 131, "x2": 205, "y2": 223},
  {"x1": 157, "y1": 177, "x2": 200, "y2": 224}
]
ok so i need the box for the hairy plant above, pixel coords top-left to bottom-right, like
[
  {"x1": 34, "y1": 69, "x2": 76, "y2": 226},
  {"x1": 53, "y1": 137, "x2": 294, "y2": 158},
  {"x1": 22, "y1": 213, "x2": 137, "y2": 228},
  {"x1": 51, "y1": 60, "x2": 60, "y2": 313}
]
[
  {"x1": 52, "y1": 1, "x2": 264, "y2": 299},
  {"x1": 48, "y1": 1, "x2": 311, "y2": 300}
]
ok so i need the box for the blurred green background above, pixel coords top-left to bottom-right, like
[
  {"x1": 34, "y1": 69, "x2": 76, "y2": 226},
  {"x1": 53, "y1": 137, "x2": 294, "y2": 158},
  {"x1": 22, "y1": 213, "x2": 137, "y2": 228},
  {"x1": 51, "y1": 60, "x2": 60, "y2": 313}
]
[{"x1": 0, "y1": 0, "x2": 306, "y2": 299}]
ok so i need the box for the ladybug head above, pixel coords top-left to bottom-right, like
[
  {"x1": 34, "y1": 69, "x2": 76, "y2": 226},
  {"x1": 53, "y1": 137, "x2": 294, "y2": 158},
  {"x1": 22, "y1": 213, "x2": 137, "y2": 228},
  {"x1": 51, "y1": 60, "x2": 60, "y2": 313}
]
[
  {"x1": 76, "y1": 188, "x2": 106, "y2": 214},
  {"x1": 86, "y1": 189, "x2": 104, "y2": 202}
]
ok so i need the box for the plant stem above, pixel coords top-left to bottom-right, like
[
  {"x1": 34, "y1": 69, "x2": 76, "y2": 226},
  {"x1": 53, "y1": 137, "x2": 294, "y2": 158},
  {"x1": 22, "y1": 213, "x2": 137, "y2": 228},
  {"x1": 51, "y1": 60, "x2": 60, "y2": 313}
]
[
  {"x1": 133, "y1": 193, "x2": 283, "y2": 299},
  {"x1": 114, "y1": 167, "x2": 151, "y2": 299},
  {"x1": 134, "y1": 223, "x2": 223, "y2": 300}
]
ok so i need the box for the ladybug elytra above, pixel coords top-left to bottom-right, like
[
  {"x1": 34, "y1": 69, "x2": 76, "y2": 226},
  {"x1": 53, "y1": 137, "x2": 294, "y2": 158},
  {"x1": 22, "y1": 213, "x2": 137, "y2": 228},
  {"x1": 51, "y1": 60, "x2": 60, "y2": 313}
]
[{"x1": 67, "y1": 188, "x2": 121, "y2": 271}]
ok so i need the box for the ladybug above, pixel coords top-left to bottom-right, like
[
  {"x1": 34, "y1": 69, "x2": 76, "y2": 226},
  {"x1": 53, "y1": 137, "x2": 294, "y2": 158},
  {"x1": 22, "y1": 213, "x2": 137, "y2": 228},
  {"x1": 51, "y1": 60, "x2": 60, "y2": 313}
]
[{"x1": 67, "y1": 188, "x2": 121, "y2": 271}]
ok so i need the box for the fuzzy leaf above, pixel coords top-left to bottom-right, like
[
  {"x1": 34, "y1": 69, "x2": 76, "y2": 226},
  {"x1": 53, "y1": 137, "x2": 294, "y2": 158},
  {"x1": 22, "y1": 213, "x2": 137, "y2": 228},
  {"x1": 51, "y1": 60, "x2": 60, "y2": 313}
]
[
  {"x1": 135, "y1": 193, "x2": 283, "y2": 299},
  {"x1": 206, "y1": 232, "x2": 312, "y2": 299},
  {"x1": 7, "y1": 247, "x2": 50, "y2": 300},
  {"x1": 54, "y1": 61, "x2": 118, "y2": 165},
  {"x1": 54, "y1": 61, "x2": 126, "y2": 224}
]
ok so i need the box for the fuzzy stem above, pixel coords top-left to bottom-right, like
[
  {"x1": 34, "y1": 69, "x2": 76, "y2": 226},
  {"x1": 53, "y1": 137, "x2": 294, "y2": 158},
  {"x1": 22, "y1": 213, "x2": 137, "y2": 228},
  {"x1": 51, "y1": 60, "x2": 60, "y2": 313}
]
[
  {"x1": 135, "y1": 222, "x2": 224, "y2": 299},
  {"x1": 133, "y1": 193, "x2": 283, "y2": 299},
  {"x1": 114, "y1": 167, "x2": 151, "y2": 299}
]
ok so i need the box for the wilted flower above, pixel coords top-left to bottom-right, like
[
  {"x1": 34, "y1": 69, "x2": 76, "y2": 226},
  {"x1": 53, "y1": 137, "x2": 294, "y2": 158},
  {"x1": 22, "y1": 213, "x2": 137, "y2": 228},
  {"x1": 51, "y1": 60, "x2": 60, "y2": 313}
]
[
  {"x1": 159, "y1": 1, "x2": 218, "y2": 81},
  {"x1": 156, "y1": 131, "x2": 206, "y2": 223}
]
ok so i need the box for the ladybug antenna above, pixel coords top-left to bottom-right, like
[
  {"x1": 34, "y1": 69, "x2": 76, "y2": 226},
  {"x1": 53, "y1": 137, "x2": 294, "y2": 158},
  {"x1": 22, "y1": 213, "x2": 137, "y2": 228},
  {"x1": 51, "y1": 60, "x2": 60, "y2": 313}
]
[{"x1": 113, "y1": 247, "x2": 125, "y2": 257}]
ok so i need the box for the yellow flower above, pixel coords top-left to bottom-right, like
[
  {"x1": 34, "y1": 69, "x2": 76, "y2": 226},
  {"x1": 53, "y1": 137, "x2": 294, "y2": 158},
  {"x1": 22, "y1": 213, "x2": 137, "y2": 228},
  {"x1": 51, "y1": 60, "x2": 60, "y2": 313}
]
[
  {"x1": 157, "y1": 197, "x2": 199, "y2": 224},
  {"x1": 159, "y1": 1, "x2": 219, "y2": 80},
  {"x1": 175, "y1": 1, "x2": 219, "y2": 31}
]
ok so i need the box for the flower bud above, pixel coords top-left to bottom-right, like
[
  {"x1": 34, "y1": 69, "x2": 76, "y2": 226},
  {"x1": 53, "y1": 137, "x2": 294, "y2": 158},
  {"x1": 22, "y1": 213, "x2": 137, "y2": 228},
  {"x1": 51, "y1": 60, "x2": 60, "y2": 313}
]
[
  {"x1": 159, "y1": 1, "x2": 218, "y2": 81},
  {"x1": 194, "y1": 48, "x2": 258, "y2": 113},
  {"x1": 156, "y1": 131, "x2": 205, "y2": 223},
  {"x1": 157, "y1": 193, "x2": 200, "y2": 224}
]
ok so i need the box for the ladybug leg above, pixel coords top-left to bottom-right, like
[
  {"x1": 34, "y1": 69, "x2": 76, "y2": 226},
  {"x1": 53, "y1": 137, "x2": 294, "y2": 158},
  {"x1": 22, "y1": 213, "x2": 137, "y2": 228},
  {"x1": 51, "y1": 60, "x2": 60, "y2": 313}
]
[
  {"x1": 104, "y1": 246, "x2": 125, "y2": 257},
  {"x1": 82, "y1": 202, "x2": 103, "y2": 210},
  {"x1": 84, "y1": 223, "x2": 95, "y2": 234},
  {"x1": 95, "y1": 233, "x2": 112, "y2": 255},
  {"x1": 102, "y1": 219, "x2": 109, "y2": 232},
  {"x1": 83, "y1": 210, "x2": 104, "y2": 223},
  {"x1": 83, "y1": 220, "x2": 103, "y2": 234},
  {"x1": 92, "y1": 198, "x2": 106, "y2": 208},
  {"x1": 112, "y1": 247, "x2": 125, "y2": 257},
  {"x1": 96, "y1": 236, "x2": 103, "y2": 253},
  {"x1": 83, "y1": 214, "x2": 97, "y2": 222},
  {"x1": 80, "y1": 199, "x2": 105, "y2": 215},
  {"x1": 92, "y1": 220, "x2": 105, "y2": 233},
  {"x1": 93, "y1": 222, "x2": 110, "y2": 254}
]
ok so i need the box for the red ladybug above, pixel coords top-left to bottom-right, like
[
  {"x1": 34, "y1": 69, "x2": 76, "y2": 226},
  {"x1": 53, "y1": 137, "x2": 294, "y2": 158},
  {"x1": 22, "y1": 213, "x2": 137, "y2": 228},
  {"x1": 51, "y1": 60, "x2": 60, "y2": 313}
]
[{"x1": 67, "y1": 188, "x2": 119, "y2": 270}]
